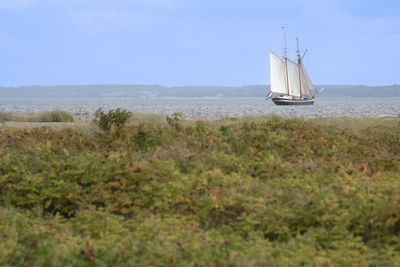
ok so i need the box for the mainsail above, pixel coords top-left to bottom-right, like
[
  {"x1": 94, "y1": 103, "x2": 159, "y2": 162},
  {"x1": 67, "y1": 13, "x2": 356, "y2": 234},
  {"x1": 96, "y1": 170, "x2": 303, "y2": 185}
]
[
  {"x1": 287, "y1": 59, "x2": 301, "y2": 97},
  {"x1": 270, "y1": 51, "x2": 288, "y2": 95}
]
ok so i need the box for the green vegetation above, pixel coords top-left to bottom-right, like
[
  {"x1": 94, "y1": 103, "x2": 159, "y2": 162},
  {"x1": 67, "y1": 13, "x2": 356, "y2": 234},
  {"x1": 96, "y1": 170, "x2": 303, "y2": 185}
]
[
  {"x1": 0, "y1": 110, "x2": 74, "y2": 123},
  {"x1": 0, "y1": 116, "x2": 399, "y2": 266},
  {"x1": 166, "y1": 112, "x2": 185, "y2": 130},
  {"x1": 29, "y1": 110, "x2": 75, "y2": 123},
  {"x1": 94, "y1": 108, "x2": 132, "y2": 131}
]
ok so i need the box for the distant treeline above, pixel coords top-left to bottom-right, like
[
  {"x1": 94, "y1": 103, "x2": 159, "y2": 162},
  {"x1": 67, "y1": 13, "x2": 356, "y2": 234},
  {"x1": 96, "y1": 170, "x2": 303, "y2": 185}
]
[{"x1": 0, "y1": 84, "x2": 399, "y2": 98}]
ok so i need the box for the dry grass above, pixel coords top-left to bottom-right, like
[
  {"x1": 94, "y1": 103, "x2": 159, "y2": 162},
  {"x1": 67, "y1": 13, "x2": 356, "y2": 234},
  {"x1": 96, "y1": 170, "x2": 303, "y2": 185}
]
[
  {"x1": 1, "y1": 111, "x2": 398, "y2": 131},
  {"x1": 0, "y1": 121, "x2": 88, "y2": 131},
  {"x1": 312, "y1": 116, "x2": 400, "y2": 129},
  {"x1": 128, "y1": 112, "x2": 169, "y2": 126},
  {"x1": 0, "y1": 110, "x2": 74, "y2": 123}
]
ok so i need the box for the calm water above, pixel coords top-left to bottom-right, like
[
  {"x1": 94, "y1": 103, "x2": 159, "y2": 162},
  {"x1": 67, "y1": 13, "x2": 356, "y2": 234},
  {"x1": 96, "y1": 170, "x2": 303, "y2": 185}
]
[{"x1": 0, "y1": 97, "x2": 399, "y2": 118}]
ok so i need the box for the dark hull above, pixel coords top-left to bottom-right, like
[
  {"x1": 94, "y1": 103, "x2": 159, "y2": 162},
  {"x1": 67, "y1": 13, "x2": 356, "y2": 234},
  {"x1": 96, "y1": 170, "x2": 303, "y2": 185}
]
[{"x1": 272, "y1": 97, "x2": 314, "y2": 105}]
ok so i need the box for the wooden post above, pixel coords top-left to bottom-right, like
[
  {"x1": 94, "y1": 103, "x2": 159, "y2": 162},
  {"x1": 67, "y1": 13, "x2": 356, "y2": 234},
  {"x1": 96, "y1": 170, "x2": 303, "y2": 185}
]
[{"x1": 79, "y1": 108, "x2": 82, "y2": 124}]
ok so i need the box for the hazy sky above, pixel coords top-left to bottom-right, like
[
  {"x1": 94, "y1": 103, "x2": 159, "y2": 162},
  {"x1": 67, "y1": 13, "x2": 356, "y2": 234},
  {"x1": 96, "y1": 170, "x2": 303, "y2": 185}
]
[{"x1": 0, "y1": 0, "x2": 399, "y2": 86}]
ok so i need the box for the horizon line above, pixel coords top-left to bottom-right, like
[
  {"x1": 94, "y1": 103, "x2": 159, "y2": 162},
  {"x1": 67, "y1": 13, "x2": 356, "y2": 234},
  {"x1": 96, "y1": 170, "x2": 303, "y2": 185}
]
[{"x1": 1, "y1": 83, "x2": 400, "y2": 88}]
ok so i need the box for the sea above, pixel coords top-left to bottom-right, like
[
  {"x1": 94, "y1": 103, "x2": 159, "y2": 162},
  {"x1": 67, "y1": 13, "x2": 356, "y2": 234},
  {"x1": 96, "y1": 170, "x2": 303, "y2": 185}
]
[{"x1": 0, "y1": 97, "x2": 399, "y2": 118}]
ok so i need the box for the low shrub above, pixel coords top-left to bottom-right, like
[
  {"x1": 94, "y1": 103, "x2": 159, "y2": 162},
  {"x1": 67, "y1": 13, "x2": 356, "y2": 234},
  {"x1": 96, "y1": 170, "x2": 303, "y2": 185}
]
[
  {"x1": 166, "y1": 112, "x2": 184, "y2": 130},
  {"x1": 94, "y1": 108, "x2": 132, "y2": 131}
]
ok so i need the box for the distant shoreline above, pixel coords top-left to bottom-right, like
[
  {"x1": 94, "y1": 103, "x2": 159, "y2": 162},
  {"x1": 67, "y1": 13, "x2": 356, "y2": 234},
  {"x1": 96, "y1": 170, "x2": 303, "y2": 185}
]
[{"x1": 1, "y1": 84, "x2": 400, "y2": 98}]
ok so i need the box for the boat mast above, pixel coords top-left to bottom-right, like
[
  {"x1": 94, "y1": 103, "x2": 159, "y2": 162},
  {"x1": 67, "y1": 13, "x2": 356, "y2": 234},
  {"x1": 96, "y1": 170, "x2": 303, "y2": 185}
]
[
  {"x1": 282, "y1": 27, "x2": 290, "y2": 95},
  {"x1": 296, "y1": 34, "x2": 302, "y2": 98}
]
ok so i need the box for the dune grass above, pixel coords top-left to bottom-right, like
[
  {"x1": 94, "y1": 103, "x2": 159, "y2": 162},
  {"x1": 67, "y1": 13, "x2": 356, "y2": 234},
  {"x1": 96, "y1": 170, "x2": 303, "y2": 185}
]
[
  {"x1": 312, "y1": 116, "x2": 400, "y2": 130},
  {"x1": 2, "y1": 109, "x2": 398, "y2": 130},
  {"x1": 128, "y1": 112, "x2": 399, "y2": 130},
  {"x1": 128, "y1": 112, "x2": 169, "y2": 127},
  {"x1": 0, "y1": 110, "x2": 74, "y2": 123},
  {"x1": 128, "y1": 112, "x2": 399, "y2": 128}
]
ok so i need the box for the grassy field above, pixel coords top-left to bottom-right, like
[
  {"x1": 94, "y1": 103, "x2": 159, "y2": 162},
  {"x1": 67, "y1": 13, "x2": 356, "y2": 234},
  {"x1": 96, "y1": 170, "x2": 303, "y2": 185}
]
[{"x1": 0, "y1": 114, "x2": 399, "y2": 266}]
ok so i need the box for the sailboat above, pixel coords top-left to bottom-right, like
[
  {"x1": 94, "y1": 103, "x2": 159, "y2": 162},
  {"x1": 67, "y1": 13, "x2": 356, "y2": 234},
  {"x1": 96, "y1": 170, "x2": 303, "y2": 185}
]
[{"x1": 267, "y1": 31, "x2": 322, "y2": 105}]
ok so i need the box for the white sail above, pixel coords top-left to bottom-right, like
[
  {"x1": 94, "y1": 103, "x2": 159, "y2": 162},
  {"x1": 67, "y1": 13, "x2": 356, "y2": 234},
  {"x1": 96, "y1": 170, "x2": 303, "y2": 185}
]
[
  {"x1": 270, "y1": 51, "x2": 288, "y2": 95},
  {"x1": 287, "y1": 59, "x2": 301, "y2": 97},
  {"x1": 299, "y1": 63, "x2": 314, "y2": 95}
]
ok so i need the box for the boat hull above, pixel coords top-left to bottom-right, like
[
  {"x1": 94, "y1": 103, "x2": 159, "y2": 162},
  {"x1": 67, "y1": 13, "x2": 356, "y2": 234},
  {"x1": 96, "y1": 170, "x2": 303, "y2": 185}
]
[{"x1": 272, "y1": 96, "x2": 314, "y2": 105}]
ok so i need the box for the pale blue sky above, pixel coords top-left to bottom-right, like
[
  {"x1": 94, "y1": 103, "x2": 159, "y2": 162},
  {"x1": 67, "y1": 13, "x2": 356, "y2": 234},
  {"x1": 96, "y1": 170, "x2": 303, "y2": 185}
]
[{"x1": 0, "y1": 0, "x2": 399, "y2": 86}]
